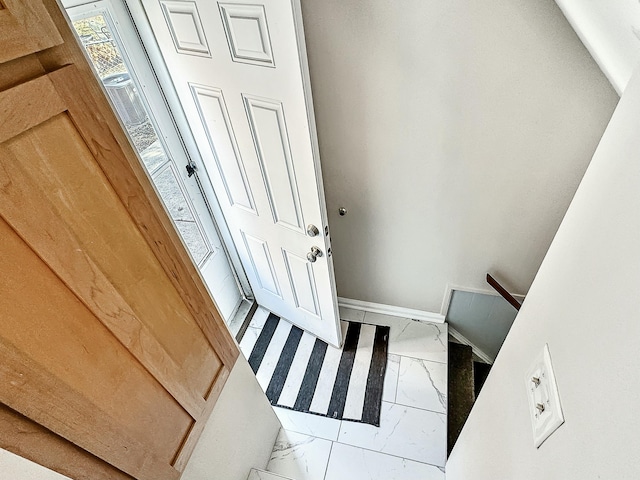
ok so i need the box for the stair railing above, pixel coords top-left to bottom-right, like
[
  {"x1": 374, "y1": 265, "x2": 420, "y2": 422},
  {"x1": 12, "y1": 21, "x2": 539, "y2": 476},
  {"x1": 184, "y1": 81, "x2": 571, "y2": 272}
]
[{"x1": 486, "y1": 273, "x2": 522, "y2": 311}]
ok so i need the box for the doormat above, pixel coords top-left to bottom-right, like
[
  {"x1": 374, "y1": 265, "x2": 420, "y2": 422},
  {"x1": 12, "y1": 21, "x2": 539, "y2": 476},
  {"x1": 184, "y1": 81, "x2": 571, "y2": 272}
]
[{"x1": 244, "y1": 314, "x2": 389, "y2": 426}]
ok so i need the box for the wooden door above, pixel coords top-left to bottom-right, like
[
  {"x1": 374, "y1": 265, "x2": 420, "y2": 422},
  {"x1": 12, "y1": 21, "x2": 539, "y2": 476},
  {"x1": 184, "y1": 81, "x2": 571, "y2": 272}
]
[
  {"x1": 0, "y1": 1, "x2": 239, "y2": 480},
  {"x1": 138, "y1": 0, "x2": 342, "y2": 346},
  {"x1": 0, "y1": 0, "x2": 63, "y2": 62}
]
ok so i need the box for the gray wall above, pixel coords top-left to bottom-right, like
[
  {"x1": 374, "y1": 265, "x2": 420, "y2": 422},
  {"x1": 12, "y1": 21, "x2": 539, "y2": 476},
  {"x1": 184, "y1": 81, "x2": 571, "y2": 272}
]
[
  {"x1": 301, "y1": 0, "x2": 618, "y2": 313},
  {"x1": 446, "y1": 290, "x2": 519, "y2": 361},
  {"x1": 446, "y1": 65, "x2": 640, "y2": 478}
]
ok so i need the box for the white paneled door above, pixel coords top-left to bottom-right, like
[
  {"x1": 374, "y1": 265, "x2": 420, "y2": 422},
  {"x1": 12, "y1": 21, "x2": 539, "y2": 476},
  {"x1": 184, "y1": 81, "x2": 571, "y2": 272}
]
[{"x1": 135, "y1": 0, "x2": 342, "y2": 346}]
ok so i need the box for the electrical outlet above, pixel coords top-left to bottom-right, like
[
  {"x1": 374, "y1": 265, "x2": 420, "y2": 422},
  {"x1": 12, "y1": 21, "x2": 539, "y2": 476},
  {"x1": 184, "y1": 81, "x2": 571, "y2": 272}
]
[{"x1": 525, "y1": 344, "x2": 564, "y2": 448}]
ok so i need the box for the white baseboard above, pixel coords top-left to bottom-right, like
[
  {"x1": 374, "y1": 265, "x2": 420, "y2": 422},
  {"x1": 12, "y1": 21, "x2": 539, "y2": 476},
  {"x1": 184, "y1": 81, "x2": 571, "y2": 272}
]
[
  {"x1": 448, "y1": 326, "x2": 494, "y2": 364},
  {"x1": 337, "y1": 297, "x2": 445, "y2": 324}
]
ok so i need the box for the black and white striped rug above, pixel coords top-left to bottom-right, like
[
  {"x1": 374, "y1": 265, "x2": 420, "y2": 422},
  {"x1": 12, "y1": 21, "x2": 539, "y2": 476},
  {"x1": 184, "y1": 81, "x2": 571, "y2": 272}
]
[{"x1": 244, "y1": 314, "x2": 389, "y2": 426}]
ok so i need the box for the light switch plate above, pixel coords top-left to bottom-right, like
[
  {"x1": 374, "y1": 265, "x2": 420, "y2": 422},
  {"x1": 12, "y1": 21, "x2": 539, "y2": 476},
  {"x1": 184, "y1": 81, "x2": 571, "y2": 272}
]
[{"x1": 525, "y1": 344, "x2": 564, "y2": 448}]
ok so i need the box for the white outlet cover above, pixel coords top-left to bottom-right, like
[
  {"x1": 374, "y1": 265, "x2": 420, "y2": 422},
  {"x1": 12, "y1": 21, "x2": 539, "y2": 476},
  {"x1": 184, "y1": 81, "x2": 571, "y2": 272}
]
[{"x1": 524, "y1": 344, "x2": 565, "y2": 448}]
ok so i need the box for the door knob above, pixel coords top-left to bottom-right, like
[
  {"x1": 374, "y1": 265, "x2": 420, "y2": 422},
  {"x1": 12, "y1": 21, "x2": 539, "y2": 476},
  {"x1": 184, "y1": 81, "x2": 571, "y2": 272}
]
[
  {"x1": 306, "y1": 246, "x2": 323, "y2": 263},
  {"x1": 307, "y1": 224, "x2": 320, "y2": 237}
]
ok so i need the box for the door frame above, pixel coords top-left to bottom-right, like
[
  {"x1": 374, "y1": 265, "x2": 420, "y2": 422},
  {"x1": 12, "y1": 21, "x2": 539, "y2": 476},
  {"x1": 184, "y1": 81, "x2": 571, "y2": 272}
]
[{"x1": 67, "y1": 0, "x2": 254, "y2": 300}]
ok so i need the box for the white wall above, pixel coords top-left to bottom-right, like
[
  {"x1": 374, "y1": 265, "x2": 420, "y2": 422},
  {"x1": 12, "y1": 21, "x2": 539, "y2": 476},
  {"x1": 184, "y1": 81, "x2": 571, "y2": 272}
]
[
  {"x1": 182, "y1": 357, "x2": 280, "y2": 480},
  {"x1": 446, "y1": 65, "x2": 640, "y2": 479},
  {"x1": 0, "y1": 450, "x2": 72, "y2": 480},
  {"x1": 0, "y1": 357, "x2": 279, "y2": 480},
  {"x1": 301, "y1": 0, "x2": 618, "y2": 313},
  {"x1": 555, "y1": 0, "x2": 640, "y2": 94}
]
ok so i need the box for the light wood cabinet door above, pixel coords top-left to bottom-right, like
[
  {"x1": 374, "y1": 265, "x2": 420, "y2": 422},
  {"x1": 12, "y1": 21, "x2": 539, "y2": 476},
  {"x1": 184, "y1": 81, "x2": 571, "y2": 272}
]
[
  {"x1": 0, "y1": 2, "x2": 239, "y2": 479},
  {"x1": 0, "y1": 0, "x2": 63, "y2": 62}
]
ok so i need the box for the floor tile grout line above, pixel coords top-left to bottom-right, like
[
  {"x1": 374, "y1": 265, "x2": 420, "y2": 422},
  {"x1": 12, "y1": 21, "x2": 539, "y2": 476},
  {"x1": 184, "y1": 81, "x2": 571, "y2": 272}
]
[
  {"x1": 272, "y1": 430, "x2": 446, "y2": 474},
  {"x1": 322, "y1": 440, "x2": 334, "y2": 480},
  {"x1": 271, "y1": 411, "x2": 340, "y2": 442},
  {"x1": 278, "y1": 427, "x2": 446, "y2": 473},
  {"x1": 394, "y1": 356, "x2": 448, "y2": 414},
  {"x1": 380, "y1": 398, "x2": 447, "y2": 413},
  {"x1": 273, "y1": 403, "x2": 445, "y2": 443},
  {"x1": 392, "y1": 358, "x2": 400, "y2": 403},
  {"x1": 332, "y1": 437, "x2": 445, "y2": 470},
  {"x1": 275, "y1": 408, "x2": 445, "y2": 446},
  {"x1": 395, "y1": 354, "x2": 448, "y2": 365},
  {"x1": 389, "y1": 399, "x2": 446, "y2": 415}
]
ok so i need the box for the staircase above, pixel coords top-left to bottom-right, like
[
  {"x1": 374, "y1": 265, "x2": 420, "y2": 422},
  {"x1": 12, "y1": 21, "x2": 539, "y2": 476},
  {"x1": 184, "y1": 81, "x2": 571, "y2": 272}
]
[{"x1": 447, "y1": 342, "x2": 491, "y2": 456}]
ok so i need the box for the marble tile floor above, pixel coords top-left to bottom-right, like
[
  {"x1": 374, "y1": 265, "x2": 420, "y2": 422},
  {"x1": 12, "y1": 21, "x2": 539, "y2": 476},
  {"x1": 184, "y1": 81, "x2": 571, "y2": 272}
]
[{"x1": 243, "y1": 307, "x2": 448, "y2": 480}]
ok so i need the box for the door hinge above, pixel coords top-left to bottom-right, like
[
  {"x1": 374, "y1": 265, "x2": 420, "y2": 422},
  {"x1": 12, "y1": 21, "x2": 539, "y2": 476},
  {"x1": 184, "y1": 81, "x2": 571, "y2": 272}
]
[{"x1": 186, "y1": 161, "x2": 197, "y2": 178}]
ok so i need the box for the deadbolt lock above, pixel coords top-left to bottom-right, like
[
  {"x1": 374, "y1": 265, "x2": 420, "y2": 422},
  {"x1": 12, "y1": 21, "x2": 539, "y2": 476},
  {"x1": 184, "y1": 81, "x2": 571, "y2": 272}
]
[{"x1": 307, "y1": 224, "x2": 320, "y2": 237}]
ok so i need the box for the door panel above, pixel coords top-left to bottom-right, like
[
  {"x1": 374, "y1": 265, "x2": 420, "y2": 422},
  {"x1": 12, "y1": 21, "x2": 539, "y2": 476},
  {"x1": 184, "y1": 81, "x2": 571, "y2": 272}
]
[
  {"x1": 242, "y1": 230, "x2": 283, "y2": 297},
  {"x1": 0, "y1": 69, "x2": 225, "y2": 478},
  {"x1": 1, "y1": 109, "x2": 221, "y2": 406},
  {"x1": 0, "y1": 217, "x2": 191, "y2": 474},
  {"x1": 0, "y1": 1, "x2": 239, "y2": 478},
  {"x1": 190, "y1": 84, "x2": 256, "y2": 212},
  {"x1": 282, "y1": 249, "x2": 321, "y2": 316},
  {"x1": 244, "y1": 95, "x2": 305, "y2": 231},
  {"x1": 159, "y1": 0, "x2": 211, "y2": 57},
  {"x1": 139, "y1": 0, "x2": 342, "y2": 346},
  {"x1": 0, "y1": 0, "x2": 63, "y2": 63},
  {"x1": 218, "y1": 3, "x2": 275, "y2": 66},
  {"x1": 0, "y1": 404, "x2": 132, "y2": 480}
]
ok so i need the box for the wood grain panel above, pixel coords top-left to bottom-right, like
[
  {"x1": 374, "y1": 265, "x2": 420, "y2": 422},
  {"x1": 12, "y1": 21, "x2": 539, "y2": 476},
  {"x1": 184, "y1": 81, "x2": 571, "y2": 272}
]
[
  {"x1": 0, "y1": 73, "x2": 64, "y2": 142},
  {"x1": 0, "y1": 1, "x2": 241, "y2": 478},
  {"x1": 0, "y1": 54, "x2": 44, "y2": 91},
  {"x1": 0, "y1": 404, "x2": 134, "y2": 480},
  {"x1": 0, "y1": 132, "x2": 207, "y2": 418},
  {"x1": 40, "y1": 48, "x2": 239, "y2": 370},
  {"x1": 0, "y1": 0, "x2": 62, "y2": 63},
  {"x1": 2, "y1": 86, "x2": 222, "y2": 399},
  {"x1": 0, "y1": 217, "x2": 187, "y2": 479}
]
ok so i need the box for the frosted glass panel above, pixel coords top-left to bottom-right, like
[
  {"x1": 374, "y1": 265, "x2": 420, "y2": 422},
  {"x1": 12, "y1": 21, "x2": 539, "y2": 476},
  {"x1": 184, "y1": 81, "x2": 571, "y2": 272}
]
[
  {"x1": 155, "y1": 166, "x2": 210, "y2": 264},
  {"x1": 73, "y1": 14, "x2": 211, "y2": 266}
]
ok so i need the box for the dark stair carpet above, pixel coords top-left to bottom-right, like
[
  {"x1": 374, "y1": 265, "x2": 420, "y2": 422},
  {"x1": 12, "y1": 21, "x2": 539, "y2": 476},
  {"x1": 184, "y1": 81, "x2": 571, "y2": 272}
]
[
  {"x1": 447, "y1": 342, "x2": 492, "y2": 456},
  {"x1": 473, "y1": 360, "x2": 491, "y2": 399}
]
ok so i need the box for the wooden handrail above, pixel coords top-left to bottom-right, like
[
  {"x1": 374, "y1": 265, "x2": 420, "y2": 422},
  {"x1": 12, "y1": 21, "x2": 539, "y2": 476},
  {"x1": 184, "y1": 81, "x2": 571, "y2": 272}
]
[{"x1": 486, "y1": 273, "x2": 522, "y2": 311}]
